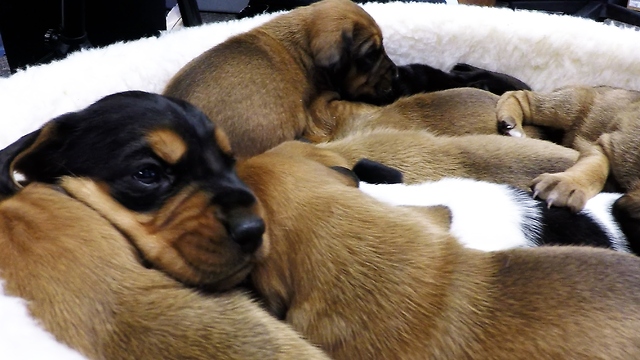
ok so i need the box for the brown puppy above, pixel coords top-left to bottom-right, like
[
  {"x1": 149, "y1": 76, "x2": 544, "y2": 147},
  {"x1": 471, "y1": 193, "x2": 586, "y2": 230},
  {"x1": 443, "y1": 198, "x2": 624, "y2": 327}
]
[
  {"x1": 235, "y1": 142, "x2": 640, "y2": 360},
  {"x1": 315, "y1": 128, "x2": 579, "y2": 189},
  {"x1": 163, "y1": 0, "x2": 397, "y2": 157},
  {"x1": 306, "y1": 87, "x2": 548, "y2": 143},
  {"x1": 0, "y1": 183, "x2": 329, "y2": 360},
  {"x1": 496, "y1": 85, "x2": 640, "y2": 212}
]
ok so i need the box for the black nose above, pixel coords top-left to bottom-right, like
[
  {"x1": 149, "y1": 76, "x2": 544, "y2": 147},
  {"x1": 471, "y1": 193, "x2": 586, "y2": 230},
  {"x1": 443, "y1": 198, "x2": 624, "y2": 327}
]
[{"x1": 229, "y1": 215, "x2": 265, "y2": 254}]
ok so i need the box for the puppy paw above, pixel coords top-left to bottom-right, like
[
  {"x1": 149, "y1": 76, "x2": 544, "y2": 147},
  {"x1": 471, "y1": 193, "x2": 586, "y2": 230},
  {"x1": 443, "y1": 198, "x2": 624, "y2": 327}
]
[
  {"x1": 497, "y1": 115, "x2": 525, "y2": 138},
  {"x1": 531, "y1": 173, "x2": 588, "y2": 212}
]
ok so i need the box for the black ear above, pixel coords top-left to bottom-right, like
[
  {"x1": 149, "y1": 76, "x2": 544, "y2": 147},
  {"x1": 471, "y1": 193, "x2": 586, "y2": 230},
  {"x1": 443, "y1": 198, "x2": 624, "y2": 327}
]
[
  {"x1": 0, "y1": 129, "x2": 42, "y2": 196},
  {"x1": 352, "y1": 158, "x2": 403, "y2": 184},
  {"x1": 330, "y1": 166, "x2": 360, "y2": 188},
  {"x1": 450, "y1": 63, "x2": 532, "y2": 94}
]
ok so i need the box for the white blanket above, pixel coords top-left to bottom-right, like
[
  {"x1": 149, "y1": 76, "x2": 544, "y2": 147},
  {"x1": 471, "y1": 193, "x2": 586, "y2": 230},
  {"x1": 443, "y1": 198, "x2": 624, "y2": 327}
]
[{"x1": 1, "y1": 2, "x2": 640, "y2": 358}]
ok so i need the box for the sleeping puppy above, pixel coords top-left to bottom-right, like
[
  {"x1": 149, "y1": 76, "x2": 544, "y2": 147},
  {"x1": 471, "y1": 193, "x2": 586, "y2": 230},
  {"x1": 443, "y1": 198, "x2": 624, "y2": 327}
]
[
  {"x1": 496, "y1": 85, "x2": 640, "y2": 213},
  {"x1": 231, "y1": 142, "x2": 640, "y2": 359},
  {"x1": 307, "y1": 88, "x2": 549, "y2": 143},
  {"x1": 314, "y1": 128, "x2": 580, "y2": 189},
  {"x1": 163, "y1": 0, "x2": 397, "y2": 157},
  {"x1": 360, "y1": 178, "x2": 631, "y2": 253},
  {"x1": 0, "y1": 92, "x2": 329, "y2": 359},
  {"x1": 0, "y1": 184, "x2": 329, "y2": 360},
  {"x1": 0, "y1": 90, "x2": 267, "y2": 289},
  {"x1": 88, "y1": 138, "x2": 640, "y2": 358},
  {"x1": 386, "y1": 62, "x2": 531, "y2": 104}
]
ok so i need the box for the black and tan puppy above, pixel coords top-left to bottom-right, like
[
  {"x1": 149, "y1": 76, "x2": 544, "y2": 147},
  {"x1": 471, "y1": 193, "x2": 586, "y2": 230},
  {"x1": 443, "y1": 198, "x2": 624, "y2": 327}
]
[
  {"x1": 0, "y1": 91, "x2": 329, "y2": 359},
  {"x1": 163, "y1": 0, "x2": 397, "y2": 157},
  {"x1": 496, "y1": 85, "x2": 640, "y2": 213},
  {"x1": 0, "y1": 90, "x2": 268, "y2": 289},
  {"x1": 236, "y1": 142, "x2": 640, "y2": 359}
]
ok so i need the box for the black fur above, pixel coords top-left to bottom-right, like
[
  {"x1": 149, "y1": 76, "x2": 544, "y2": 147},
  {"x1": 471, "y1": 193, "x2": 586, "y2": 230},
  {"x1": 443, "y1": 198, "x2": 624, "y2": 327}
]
[
  {"x1": 612, "y1": 195, "x2": 640, "y2": 254},
  {"x1": 0, "y1": 91, "x2": 256, "y2": 213},
  {"x1": 383, "y1": 62, "x2": 532, "y2": 105},
  {"x1": 352, "y1": 158, "x2": 403, "y2": 184},
  {"x1": 509, "y1": 186, "x2": 630, "y2": 253}
]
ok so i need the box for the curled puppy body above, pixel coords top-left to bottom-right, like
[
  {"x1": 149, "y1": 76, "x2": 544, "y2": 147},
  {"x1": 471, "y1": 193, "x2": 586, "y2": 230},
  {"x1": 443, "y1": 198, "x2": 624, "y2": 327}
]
[
  {"x1": 308, "y1": 87, "x2": 549, "y2": 143},
  {"x1": 497, "y1": 85, "x2": 640, "y2": 212},
  {"x1": 0, "y1": 184, "x2": 329, "y2": 360},
  {"x1": 163, "y1": 0, "x2": 397, "y2": 157},
  {"x1": 233, "y1": 142, "x2": 640, "y2": 360},
  {"x1": 360, "y1": 178, "x2": 630, "y2": 253},
  {"x1": 0, "y1": 91, "x2": 329, "y2": 359},
  {"x1": 314, "y1": 128, "x2": 579, "y2": 189}
]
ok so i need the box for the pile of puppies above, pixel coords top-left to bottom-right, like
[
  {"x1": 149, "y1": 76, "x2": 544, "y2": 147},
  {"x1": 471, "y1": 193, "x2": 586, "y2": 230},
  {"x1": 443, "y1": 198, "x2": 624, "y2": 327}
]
[{"x1": 2, "y1": 0, "x2": 640, "y2": 359}]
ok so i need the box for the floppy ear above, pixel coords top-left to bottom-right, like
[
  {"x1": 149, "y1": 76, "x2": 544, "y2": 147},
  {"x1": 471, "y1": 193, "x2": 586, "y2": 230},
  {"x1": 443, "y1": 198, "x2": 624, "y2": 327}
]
[
  {"x1": 0, "y1": 129, "x2": 43, "y2": 196},
  {"x1": 352, "y1": 158, "x2": 403, "y2": 184},
  {"x1": 311, "y1": 23, "x2": 354, "y2": 71}
]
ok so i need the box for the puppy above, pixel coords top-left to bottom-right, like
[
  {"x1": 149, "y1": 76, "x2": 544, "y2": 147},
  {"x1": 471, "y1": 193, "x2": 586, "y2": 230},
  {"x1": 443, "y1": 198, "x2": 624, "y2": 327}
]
[
  {"x1": 163, "y1": 0, "x2": 397, "y2": 157},
  {"x1": 496, "y1": 85, "x2": 640, "y2": 213},
  {"x1": 360, "y1": 178, "x2": 630, "y2": 253},
  {"x1": 0, "y1": 183, "x2": 329, "y2": 360},
  {"x1": 386, "y1": 62, "x2": 531, "y2": 104},
  {"x1": 0, "y1": 90, "x2": 267, "y2": 289},
  {"x1": 307, "y1": 87, "x2": 549, "y2": 143},
  {"x1": 0, "y1": 91, "x2": 329, "y2": 359},
  {"x1": 314, "y1": 128, "x2": 579, "y2": 189},
  {"x1": 232, "y1": 142, "x2": 640, "y2": 359}
]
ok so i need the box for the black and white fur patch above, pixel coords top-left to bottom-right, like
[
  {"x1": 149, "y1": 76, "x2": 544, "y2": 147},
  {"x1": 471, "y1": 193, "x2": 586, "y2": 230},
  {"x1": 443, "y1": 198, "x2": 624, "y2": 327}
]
[{"x1": 360, "y1": 177, "x2": 630, "y2": 254}]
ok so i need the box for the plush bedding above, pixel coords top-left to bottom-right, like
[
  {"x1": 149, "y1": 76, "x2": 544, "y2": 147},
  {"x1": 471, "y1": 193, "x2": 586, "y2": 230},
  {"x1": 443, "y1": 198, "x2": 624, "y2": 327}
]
[{"x1": 1, "y1": 2, "x2": 640, "y2": 358}]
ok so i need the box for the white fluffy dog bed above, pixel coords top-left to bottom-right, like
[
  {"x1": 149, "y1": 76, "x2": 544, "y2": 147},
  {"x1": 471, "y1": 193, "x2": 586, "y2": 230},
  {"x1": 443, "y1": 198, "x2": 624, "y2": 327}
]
[{"x1": 1, "y1": 2, "x2": 640, "y2": 358}]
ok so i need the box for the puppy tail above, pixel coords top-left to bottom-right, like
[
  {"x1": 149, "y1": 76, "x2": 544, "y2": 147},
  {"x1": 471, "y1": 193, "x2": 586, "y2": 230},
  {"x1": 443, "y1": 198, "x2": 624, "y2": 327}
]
[{"x1": 0, "y1": 130, "x2": 41, "y2": 197}]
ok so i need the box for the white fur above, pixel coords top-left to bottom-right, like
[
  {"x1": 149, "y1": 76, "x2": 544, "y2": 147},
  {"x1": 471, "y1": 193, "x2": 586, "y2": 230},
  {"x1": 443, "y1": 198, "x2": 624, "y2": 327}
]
[
  {"x1": 0, "y1": 281, "x2": 88, "y2": 360},
  {"x1": 361, "y1": 179, "x2": 627, "y2": 252},
  {"x1": 2, "y1": 2, "x2": 640, "y2": 148},
  {"x1": 360, "y1": 178, "x2": 540, "y2": 251},
  {"x1": 581, "y1": 192, "x2": 628, "y2": 252}
]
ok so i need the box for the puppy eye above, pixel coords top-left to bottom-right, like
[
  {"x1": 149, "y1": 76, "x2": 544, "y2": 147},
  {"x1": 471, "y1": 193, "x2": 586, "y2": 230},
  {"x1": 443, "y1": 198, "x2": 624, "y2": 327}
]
[{"x1": 133, "y1": 165, "x2": 163, "y2": 185}]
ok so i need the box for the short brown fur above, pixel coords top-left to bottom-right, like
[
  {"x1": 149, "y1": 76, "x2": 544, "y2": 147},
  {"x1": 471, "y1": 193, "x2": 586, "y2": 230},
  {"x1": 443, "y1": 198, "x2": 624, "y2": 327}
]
[
  {"x1": 0, "y1": 183, "x2": 329, "y2": 360},
  {"x1": 315, "y1": 128, "x2": 579, "y2": 189},
  {"x1": 497, "y1": 85, "x2": 640, "y2": 211},
  {"x1": 163, "y1": 0, "x2": 397, "y2": 157},
  {"x1": 308, "y1": 87, "x2": 547, "y2": 143},
  {"x1": 234, "y1": 143, "x2": 640, "y2": 360}
]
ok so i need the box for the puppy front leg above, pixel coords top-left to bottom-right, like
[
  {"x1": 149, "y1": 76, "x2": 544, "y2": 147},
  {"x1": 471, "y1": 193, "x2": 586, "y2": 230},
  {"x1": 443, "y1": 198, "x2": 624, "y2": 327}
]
[
  {"x1": 497, "y1": 88, "x2": 592, "y2": 137},
  {"x1": 531, "y1": 136, "x2": 609, "y2": 212}
]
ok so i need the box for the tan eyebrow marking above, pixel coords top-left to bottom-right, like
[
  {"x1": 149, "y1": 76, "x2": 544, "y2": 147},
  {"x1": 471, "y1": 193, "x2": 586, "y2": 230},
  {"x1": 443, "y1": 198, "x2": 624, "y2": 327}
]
[
  {"x1": 214, "y1": 127, "x2": 233, "y2": 156},
  {"x1": 146, "y1": 129, "x2": 187, "y2": 165}
]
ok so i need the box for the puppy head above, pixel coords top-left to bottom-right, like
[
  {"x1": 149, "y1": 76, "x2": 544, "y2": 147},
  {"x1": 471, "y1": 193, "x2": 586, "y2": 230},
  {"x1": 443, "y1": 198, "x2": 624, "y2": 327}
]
[
  {"x1": 0, "y1": 91, "x2": 266, "y2": 290},
  {"x1": 308, "y1": 0, "x2": 397, "y2": 103}
]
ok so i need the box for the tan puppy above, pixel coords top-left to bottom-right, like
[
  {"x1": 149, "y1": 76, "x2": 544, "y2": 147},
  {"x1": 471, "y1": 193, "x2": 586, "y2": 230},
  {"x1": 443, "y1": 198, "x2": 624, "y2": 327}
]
[
  {"x1": 234, "y1": 142, "x2": 640, "y2": 360},
  {"x1": 163, "y1": 0, "x2": 397, "y2": 157},
  {"x1": 315, "y1": 128, "x2": 579, "y2": 189},
  {"x1": 0, "y1": 182, "x2": 329, "y2": 360},
  {"x1": 496, "y1": 85, "x2": 640, "y2": 212},
  {"x1": 307, "y1": 87, "x2": 548, "y2": 142}
]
